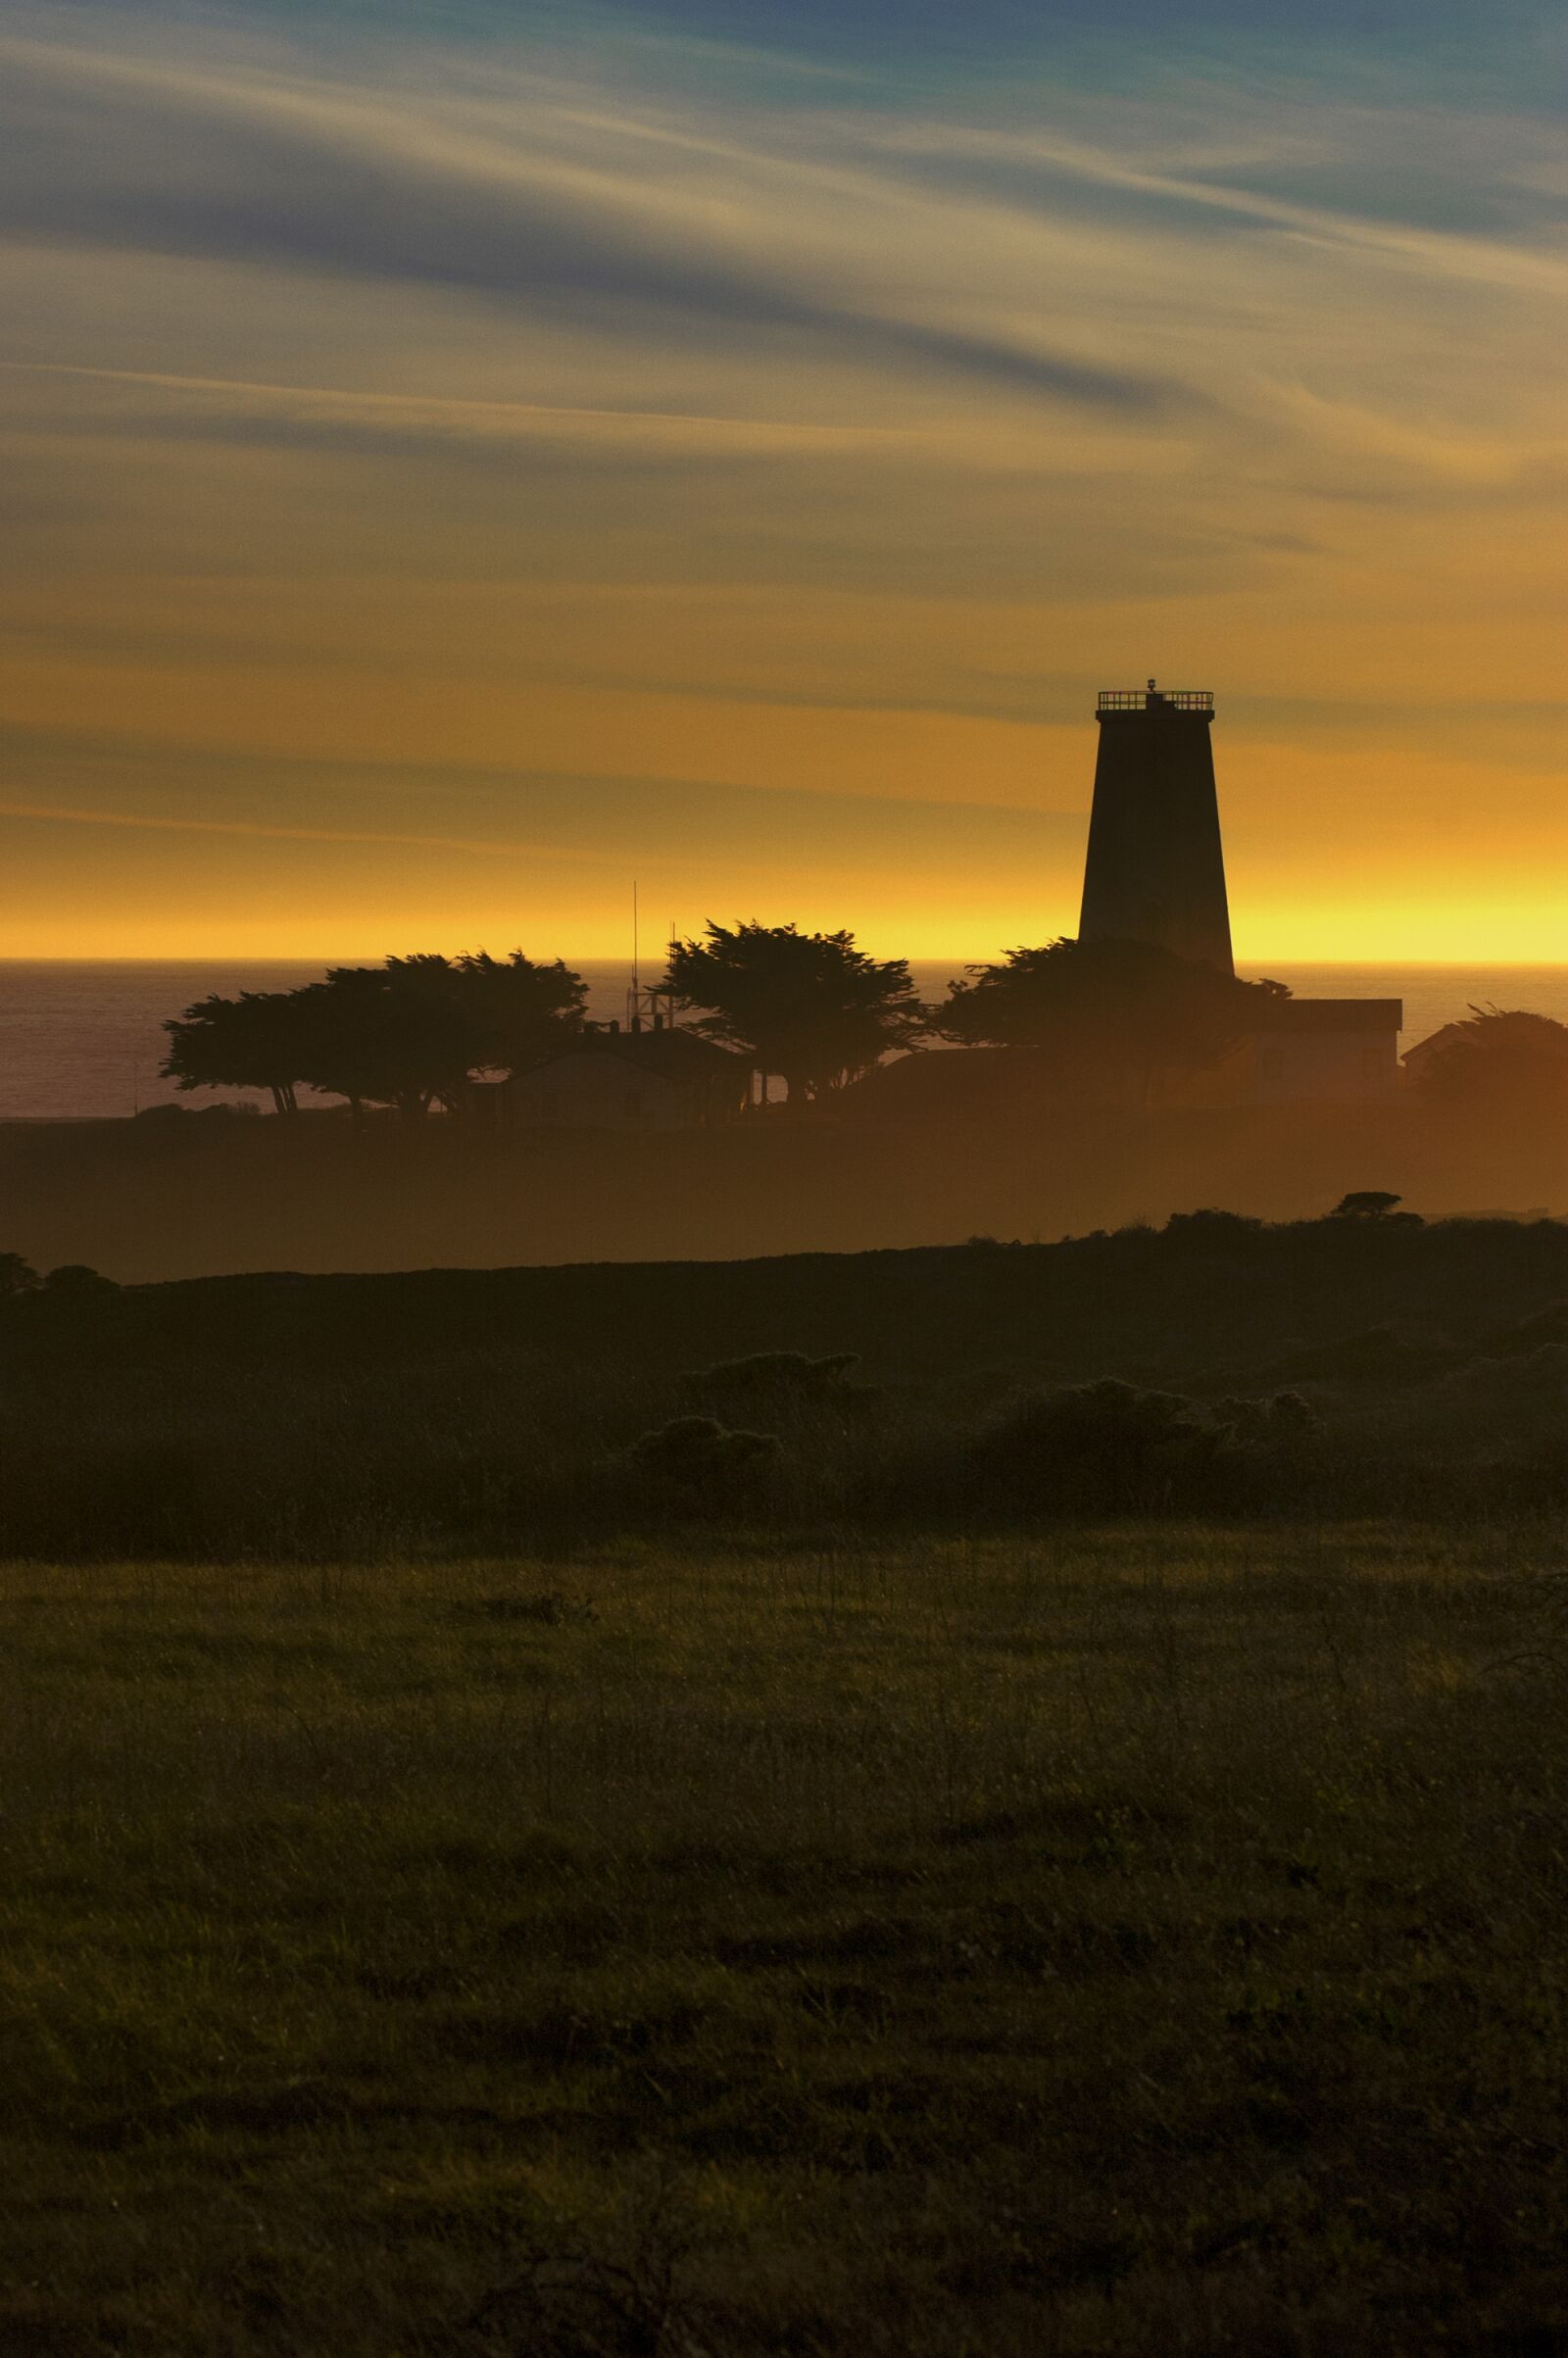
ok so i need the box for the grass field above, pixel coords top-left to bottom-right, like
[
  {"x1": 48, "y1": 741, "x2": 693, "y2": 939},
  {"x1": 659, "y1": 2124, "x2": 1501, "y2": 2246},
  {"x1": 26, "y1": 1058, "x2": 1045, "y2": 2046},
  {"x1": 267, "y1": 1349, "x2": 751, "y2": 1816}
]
[{"x1": 3, "y1": 1527, "x2": 1564, "y2": 2354}]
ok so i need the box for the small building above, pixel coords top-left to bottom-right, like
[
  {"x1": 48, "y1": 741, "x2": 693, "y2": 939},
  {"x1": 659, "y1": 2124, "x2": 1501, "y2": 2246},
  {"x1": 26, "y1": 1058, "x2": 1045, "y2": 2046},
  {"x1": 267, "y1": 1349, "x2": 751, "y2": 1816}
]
[
  {"x1": 1398, "y1": 1022, "x2": 1467, "y2": 1091},
  {"x1": 502, "y1": 1022, "x2": 750, "y2": 1132},
  {"x1": 1240, "y1": 998, "x2": 1403, "y2": 1105}
]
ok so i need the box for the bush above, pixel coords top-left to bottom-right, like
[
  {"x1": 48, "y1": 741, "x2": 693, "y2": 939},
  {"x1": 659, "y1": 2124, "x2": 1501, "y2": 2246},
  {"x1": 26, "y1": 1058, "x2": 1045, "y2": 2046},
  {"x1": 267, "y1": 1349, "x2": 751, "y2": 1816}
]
[
  {"x1": 687, "y1": 1351, "x2": 859, "y2": 1401},
  {"x1": 1214, "y1": 1391, "x2": 1322, "y2": 1445},
  {"x1": 42, "y1": 1263, "x2": 118, "y2": 1297},
  {"x1": 976, "y1": 1380, "x2": 1224, "y2": 1514},
  {"x1": 1164, "y1": 1207, "x2": 1263, "y2": 1241},
  {"x1": 629, "y1": 1416, "x2": 780, "y2": 1497}
]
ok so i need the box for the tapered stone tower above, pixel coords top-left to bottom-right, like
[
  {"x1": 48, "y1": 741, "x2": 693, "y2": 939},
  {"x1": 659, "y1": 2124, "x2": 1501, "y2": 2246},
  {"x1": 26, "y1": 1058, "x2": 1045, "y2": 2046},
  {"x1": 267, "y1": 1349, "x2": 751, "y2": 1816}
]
[{"x1": 1078, "y1": 682, "x2": 1234, "y2": 974}]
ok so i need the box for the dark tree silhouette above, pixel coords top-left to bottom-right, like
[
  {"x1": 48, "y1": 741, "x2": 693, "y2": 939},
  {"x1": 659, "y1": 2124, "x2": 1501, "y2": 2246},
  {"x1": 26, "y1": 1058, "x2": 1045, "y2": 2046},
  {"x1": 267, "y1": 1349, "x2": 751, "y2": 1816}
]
[
  {"x1": 662, "y1": 921, "x2": 926, "y2": 1105},
  {"x1": 162, "y1": 990, "x2": 313, "y2": 1115},
  {"x1": 0, "y1": 1252, "x2": 39, "y2": 1299},
  {"x1": 452, "y1": 951, "x2": 586, "y2": 1075},
  {"x1": 1411, "y1": 1007, "x2": 1568, "y2": 1121},
  {"x1": 42, "y1": 1263, "x2": 117, "y2": 1296},
  {"x1": 292, "y1": 958, "x2": 486, "y2": 1123},
  {"x1": 938, "y1": 937, "x2": 1289, "y2": 1102},
  {"x1": 163, "y1": 953, "x2": 587, "y2": 1124},
  {"x1": 1330, "y1": 1191, "x2": 1402, "y2": 1220}
]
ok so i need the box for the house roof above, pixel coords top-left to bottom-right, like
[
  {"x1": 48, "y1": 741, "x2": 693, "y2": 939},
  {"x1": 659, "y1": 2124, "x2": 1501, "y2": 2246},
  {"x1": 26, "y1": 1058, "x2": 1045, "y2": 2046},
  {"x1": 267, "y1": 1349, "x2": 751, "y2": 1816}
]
[
  {"x1": 511, "y1": 1026, "x2": 747, "y2": 1084},
  {"x1": 1400, "y1": 1022, "x2": 1468, "y2": 1068},
  {"x1": 1250, "y1": 998, "x2": 1402, "y2": 1033}
]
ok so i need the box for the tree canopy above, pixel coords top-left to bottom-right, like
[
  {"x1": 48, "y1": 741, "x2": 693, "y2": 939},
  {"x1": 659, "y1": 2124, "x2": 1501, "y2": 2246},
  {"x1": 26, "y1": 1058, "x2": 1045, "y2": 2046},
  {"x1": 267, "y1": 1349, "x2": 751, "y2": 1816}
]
[
  {"x1": 162, "y1": 990, "x2": 313, "y2": 1116},
  {"x1": 0, "y1": 1252, "x2": 39, "y2": 1300},
  {"x1": 1411, "y1": 1007, "x2": 1568, "y2": 1121},
  {"x1": 450, "y1": 951, "x2": 588, "y2": 1072},
  {"x1": 937, "y1": 937, "x2": 1289, "y2": 1099},
  {"x1": 662, "y1": 921, "x2": 926, "y2": 1104},
  {"x1": 1330, "y1": 1191, "x2": 1403, "y2": 1221},
  {"x1": 162, "y1": 953, "x2": 586, "y2": 1121}
]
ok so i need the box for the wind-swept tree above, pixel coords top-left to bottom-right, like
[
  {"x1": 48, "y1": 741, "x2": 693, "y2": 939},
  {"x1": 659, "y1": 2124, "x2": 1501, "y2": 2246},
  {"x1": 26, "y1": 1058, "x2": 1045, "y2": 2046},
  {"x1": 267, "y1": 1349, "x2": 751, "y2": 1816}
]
[
  {"x1": 938, "y1": 937, "x2": 1288, "y2": 1102},
  {"x1": 1329, "y1": 1191, "x2": 1403, "y2": 1221},
  {"x1": 1411, "y1": 1007, "x2": 1568, "y2": 1121},
  {"x1": 163, "y1": 952, "x2": 587, "y2": 1124},
  {"x1": 663, "y1": 921, "x2": 926, "y2": 1105},
  {"x1": 162, "y1": 990, "x2": 313, "y2": 1115},
  {"x1": 452, "y1": 951, "x2": 587, "y2": 1074},
  {"x1": 291, "y1": 957, "x2": 487, "y2": 1123}
]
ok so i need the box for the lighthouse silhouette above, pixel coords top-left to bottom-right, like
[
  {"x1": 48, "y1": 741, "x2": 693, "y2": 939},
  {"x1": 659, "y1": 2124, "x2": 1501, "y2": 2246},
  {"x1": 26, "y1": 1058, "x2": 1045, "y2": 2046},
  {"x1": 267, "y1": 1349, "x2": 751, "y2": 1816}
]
[{"x1": 1078, "y1": 680, "x2": 1234, "y2": 975}]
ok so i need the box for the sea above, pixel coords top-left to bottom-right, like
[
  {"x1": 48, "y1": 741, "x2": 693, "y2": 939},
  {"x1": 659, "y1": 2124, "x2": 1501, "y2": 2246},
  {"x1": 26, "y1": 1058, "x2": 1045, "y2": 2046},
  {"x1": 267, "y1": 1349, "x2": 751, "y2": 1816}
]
[{"x1": 3, "y1": 960, "x2": 1567, "y2": 1121}]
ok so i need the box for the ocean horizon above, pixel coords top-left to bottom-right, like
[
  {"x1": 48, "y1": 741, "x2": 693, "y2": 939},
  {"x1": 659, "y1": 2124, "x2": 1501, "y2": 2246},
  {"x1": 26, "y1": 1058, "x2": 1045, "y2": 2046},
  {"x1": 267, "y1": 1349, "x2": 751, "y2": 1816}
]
[{"x1": 4, "y1": 958, "x2": 1567, "y2": 1122}]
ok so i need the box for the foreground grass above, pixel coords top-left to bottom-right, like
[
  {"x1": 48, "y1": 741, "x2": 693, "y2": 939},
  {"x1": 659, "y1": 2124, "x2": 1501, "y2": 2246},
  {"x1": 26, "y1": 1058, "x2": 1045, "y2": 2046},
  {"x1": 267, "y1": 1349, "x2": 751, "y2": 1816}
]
[{"x1": 1, "y1": 1531, "x2": 1563, "y2": 2355}]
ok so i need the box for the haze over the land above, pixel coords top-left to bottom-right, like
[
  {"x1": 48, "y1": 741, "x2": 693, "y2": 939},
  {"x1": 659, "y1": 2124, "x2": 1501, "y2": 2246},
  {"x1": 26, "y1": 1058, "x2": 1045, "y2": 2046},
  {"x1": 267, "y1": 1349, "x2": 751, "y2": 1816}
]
[{"x1": 2, "y1": 0, "x2": 1564, "y2": 961}]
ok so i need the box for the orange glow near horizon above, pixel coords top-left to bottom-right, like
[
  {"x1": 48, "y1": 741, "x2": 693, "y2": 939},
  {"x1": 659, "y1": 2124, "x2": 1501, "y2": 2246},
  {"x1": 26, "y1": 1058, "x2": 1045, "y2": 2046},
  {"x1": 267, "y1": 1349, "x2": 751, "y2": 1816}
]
[{"x1": 2, "y1": 16, "x2": 1564, "y2": 966}]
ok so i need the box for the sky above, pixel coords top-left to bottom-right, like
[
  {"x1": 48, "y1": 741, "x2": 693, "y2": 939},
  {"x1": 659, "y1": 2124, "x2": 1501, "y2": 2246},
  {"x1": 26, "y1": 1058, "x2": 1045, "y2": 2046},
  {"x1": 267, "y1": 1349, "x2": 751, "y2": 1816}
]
[{"x1": 2, "y1": 0, "x2": 1565, "y2": 963}]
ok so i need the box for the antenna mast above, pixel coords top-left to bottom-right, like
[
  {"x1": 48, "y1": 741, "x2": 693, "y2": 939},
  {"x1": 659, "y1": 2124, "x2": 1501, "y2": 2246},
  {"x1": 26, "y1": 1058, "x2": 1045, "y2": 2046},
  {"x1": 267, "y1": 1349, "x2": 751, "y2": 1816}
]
[{"x1": 626, "y1": 885, "x2": 676, "y2": 1034}]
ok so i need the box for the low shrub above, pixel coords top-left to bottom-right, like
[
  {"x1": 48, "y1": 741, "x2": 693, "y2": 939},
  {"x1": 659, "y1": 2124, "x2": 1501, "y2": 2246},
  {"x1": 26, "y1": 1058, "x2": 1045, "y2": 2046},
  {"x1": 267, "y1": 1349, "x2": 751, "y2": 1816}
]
[
  {"x1": 686, "y1": 1350, "x2": 859, "y2": 1400},
  {"x1": 629, "y1": 1416, "x2": 781, "y2": 1499},
  {"x1": 975, "y1": 1379, "x2": 1224, "y2": 1514},
  {"x1": 41, "y1": 1263, "x2": 118, "y2": 1297},
  {"x1": 1213, "y1": 1390, "x2": 1322, "y2": 1444}
]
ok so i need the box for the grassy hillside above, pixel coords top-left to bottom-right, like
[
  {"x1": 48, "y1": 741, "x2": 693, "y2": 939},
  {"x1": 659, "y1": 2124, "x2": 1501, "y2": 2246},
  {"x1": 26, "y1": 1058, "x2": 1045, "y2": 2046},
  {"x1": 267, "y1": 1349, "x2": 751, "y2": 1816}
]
[
  {"x1": 13, "y1": 1207, "x2": 1568, "y2": 1376},
  {"x1": 7, "y1": 1215, "x2": 1568, "y2": 1556},
  {"x1": 3, "y1": 1531, "x2": 1563, "y2": 2355}
]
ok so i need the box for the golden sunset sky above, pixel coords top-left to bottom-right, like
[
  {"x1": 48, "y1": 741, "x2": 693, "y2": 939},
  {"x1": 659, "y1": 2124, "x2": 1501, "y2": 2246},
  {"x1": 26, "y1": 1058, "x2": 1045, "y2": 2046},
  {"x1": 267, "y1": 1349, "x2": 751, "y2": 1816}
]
[{"x1": 2, "y1": 1, "x2": 1565, "y2": 961}]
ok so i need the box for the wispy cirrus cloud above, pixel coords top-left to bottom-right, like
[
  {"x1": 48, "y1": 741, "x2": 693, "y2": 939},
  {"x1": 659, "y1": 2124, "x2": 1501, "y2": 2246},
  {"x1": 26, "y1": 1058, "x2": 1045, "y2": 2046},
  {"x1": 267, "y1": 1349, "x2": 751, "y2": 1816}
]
[
  {"x1": 1, "y1": 0, "x2": 1565, "y2": 956},
  {"x1": 0, "y1": 32, "x2": 1187, "y2": 414}
]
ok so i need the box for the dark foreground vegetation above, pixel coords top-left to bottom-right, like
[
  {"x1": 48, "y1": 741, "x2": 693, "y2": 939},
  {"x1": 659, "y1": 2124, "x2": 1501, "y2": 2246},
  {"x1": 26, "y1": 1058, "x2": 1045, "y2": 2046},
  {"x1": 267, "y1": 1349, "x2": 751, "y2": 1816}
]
[
  {"x1": 4, "y1": 1225, "x2": 1567, "y2": 2351},
  {"x1": 7, "y1": 1211, "x2": 1568, "y2": 1555},
  {"x1": 2, "y1": 1531, "x2": 1563, "y2": 2354}
]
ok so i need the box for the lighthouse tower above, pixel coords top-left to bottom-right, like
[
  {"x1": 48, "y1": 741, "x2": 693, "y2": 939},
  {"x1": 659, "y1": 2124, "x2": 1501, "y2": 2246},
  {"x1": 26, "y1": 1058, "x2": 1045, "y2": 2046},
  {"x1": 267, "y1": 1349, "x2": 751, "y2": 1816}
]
[{"x1": 1078, "y1": 681, "x2": 1234, "y2": 975}]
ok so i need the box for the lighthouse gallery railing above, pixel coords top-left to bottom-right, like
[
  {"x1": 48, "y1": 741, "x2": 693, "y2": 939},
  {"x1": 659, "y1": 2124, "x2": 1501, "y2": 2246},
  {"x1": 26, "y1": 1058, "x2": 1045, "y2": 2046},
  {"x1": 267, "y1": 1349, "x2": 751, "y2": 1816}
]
[{"x1": 1097, "y1": 690, "x2": 1214, "y2": 713}]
